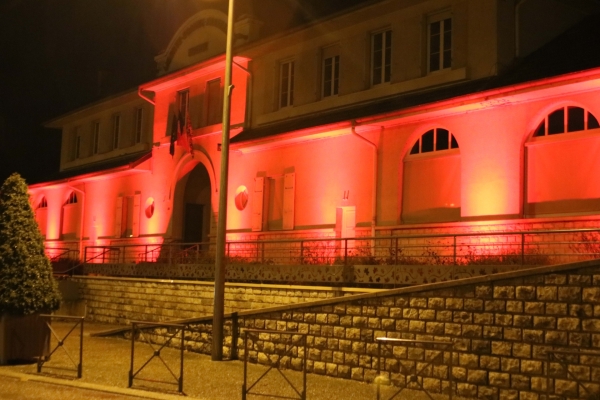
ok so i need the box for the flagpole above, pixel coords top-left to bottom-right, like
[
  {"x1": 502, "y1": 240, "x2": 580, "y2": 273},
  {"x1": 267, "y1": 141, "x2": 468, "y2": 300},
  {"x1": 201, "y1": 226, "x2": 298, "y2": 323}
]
[{"x1": 212, "y1": 0, "x2": 235, "y2": 362}]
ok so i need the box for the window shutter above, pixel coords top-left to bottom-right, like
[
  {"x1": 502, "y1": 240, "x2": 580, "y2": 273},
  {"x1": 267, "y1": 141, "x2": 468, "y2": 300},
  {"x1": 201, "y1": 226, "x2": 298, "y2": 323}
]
[
  {"x1": 282, "y1": 172, "x2": 295, "y2": 230},
  {"x1": 114, "y1": 196, "x2": 123, "y2": 237},
  {"x1": 251, "y1": 177, "x2": 264, "y2": 232},
  {"x1": 132, "y1": 194, "x2": 141, "y2": 237}
]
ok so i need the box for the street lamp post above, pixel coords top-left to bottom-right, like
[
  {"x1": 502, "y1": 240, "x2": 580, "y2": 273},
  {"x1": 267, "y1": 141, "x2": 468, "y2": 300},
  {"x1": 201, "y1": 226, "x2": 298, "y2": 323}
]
[{"x1": 212, "y1": 0, "x2": 235, "y2": 361}]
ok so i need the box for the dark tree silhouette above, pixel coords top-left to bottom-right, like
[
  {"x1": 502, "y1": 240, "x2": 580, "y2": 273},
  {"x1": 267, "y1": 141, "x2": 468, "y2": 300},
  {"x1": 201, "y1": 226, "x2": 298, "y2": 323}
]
[{"x1": 0, "y1": 173, "x2": 61, "y2": 315}]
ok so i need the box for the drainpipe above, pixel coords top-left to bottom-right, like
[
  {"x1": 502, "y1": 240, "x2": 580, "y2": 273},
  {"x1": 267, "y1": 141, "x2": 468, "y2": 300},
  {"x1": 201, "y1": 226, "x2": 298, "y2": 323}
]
[
  {"x1": 138, "y1": 88, "x2": 155, "y2": 106},
  {"x1": 351, "y1": 120, "x2": 379, "y2": 255},
  {"x1": 66, "y1": 182, "x2": 86, "y2": 262}
]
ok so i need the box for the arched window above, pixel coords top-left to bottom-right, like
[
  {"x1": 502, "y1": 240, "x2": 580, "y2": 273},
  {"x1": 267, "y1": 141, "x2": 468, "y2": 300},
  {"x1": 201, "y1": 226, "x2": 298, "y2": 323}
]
[
  {"x1": 526, "y1": 106, "x2": 600, "y2": 216},
  {"x1": 533, "y1": 106, "x2": 599, "y2": 137},
  {"x1": 62, "y1": 191, "x2": 79, "y2": 239},
  {"x1": 38, "y1": 197, "x2": 48, "y2": 209},
  {"x1": 409, "y1": 128, "x2": 459, "y2": 154},
  {"x1": 65, "y1": 192, "x2": 77, "y2": 205},
  {"x1": 402, "y1": 128, "x2": 461, "y2": 224},
  {"x1": 35, "y1": 196, "x2": 48, "y2": 237}
]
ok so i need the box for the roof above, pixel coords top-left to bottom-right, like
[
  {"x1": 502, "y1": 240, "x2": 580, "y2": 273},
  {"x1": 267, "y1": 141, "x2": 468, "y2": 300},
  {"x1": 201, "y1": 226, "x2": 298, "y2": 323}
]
[
  {"x1": 232, "y1": 11, "x2": 600, "y2": 144},
  {"x1": 29, "y1": 151, "x2": 152, "y2": 186}
]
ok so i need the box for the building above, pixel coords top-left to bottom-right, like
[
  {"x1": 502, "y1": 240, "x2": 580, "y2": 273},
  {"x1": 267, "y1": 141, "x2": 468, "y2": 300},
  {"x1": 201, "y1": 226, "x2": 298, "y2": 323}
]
[{"x1": 30, "y1": 0, "x2": 600, "y2": 264}]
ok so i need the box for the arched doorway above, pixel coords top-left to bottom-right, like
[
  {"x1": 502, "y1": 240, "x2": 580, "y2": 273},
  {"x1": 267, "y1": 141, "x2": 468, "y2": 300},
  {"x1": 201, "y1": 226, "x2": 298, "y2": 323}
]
[{"x1": 181, "y1": 163, "x2": 212, "y2": 243}]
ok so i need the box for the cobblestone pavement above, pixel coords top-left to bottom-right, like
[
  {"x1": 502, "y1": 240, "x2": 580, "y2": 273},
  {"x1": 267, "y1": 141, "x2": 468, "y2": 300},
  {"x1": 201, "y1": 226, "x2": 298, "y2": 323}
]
[{"x1": 0, "y1": 321, "x2": 456, "y2": 400}]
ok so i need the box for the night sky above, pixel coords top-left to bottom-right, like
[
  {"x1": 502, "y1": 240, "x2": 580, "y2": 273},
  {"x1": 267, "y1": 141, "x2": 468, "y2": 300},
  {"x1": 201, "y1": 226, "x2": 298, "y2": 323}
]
[{"x1": 0, "y1": 0, "x2": 371, "y2": 185}]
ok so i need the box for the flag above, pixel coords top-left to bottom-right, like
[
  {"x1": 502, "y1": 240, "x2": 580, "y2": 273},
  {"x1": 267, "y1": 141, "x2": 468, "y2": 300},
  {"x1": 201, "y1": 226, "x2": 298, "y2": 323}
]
[
  {"x1": 186, "y1": 112, "x2": 194, "y2": 158},
  {"x1": 176, "y1": 111, "x2": 194, "y2": 157},
  {"x1": 169, "y1": 111, "x2": 178, "y2": 156}
]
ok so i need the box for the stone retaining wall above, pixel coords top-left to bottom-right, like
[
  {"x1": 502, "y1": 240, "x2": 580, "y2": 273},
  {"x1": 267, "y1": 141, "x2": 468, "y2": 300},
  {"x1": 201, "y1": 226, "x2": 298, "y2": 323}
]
[
  {"x1": 143, "y1": 260, "x2": 600, "y2": 400},
  {"x1": 71, "y1": 276, "x2": 367, "y2": 324}
]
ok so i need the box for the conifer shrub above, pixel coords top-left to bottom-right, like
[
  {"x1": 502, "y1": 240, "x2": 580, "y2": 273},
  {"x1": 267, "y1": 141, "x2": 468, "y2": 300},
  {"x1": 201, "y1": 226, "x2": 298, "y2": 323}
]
[{"x1": 0, "y1": 173, "x2": 61, "y2": 315}]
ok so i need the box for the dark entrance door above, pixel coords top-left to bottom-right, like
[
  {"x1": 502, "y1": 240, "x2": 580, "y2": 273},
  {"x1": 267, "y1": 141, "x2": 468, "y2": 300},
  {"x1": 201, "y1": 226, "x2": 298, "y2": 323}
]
[{"x1": 183, "y1": 203, "x2": 203, "y2": 243}]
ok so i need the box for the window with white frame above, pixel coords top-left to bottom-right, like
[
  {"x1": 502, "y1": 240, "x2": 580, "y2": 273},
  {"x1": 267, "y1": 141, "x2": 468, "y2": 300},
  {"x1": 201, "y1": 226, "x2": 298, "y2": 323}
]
[
  {"x1": 322, "y1": 46, "x2": 340, "y2": 98},
  {"x1": 75, "y1": 131, "x2": 81, "y2": 159},
  {"x1": 70, "y1": 126, "x2": 80, "y2": 161},
  {"x1": 206, "y1": 78, "x2": 222, "y2": 126},
  {"x1": 371, "y1": 30, "x2": 391, "y2": 85},
  {"x1": 115, "y1": 194, "x2": 140, "y2": 238},
  {"x1": 134, "y1": 107, "x2": 143, "y2": 144},
  {"x1": 177, "y1": 89, "x2": 189, "y2": 121},
  {"x1": 92, "y1": 121, "x2": 100, "y2": 154},
  {"x1": 112, "y1": 114, "x2": 121, "y2": 150},
  {"x1": 279, "y1": 61, "x2": 294, "y2": 108},
  {"x1": 428, "y1": 15, "x2": 452, "y2": 72}
]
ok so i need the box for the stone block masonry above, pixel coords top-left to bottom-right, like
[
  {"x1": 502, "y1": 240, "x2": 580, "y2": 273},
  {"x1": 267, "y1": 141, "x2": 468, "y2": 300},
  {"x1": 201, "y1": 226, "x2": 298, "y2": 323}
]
[
  {"x1": 166, "y1": 260, "x2": 600, "y2": 400},
  {"x1": 72, "y1": 276, "x2": 369, "y2": 324}
]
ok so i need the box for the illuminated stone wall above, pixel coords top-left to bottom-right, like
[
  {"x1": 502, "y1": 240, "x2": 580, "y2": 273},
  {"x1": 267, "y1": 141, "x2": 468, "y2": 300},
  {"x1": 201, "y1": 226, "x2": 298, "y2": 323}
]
[
  {"x1": 72, "y1": 276, "x2": 366, "y2": 325},
  {"x1": 171, "y1": 260, "x2": 600, "y2": 400}
]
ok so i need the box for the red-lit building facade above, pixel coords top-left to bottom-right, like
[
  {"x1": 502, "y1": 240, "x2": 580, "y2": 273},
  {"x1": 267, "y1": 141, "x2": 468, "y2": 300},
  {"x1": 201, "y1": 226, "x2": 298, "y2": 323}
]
[{"x1": 30, "y1": 0, "x2": 600, "y2": 260}]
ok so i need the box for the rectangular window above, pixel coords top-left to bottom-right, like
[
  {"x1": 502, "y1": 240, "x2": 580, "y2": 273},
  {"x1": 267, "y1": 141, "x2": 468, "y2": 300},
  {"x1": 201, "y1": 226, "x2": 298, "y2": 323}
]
[
  {"x1": 429, "y1": 17, "x2": 452, "y2": 72},
  {"x1": 177, "y1": 89, "x2": 189, "y2": 122},
  {"x1": 134, "y1": 107, "x2": 143, "y2": 144},
  {"x1": 206, "y1": 78, "x2": 222, "y2": 126},
  {"x1": 322, "y1": 55, "x2": 339, "y2": 97},
  {"x1": 279, "y1": 61, "x2": 294, "y2": 108},
  {"x1": 70, "y1": 126, "x2": 79, "y2": 161},
  {"x1": 371, "y1": 30, "x2": 392, "y2": 85},
  {"x1": 75, "y1": 134, "x2": 81, "y2": 159},
  {"x1": 92, "y1": 121, "x2": 100, "y2": 154},
  {"x1": 112, "y1": 114, "x2": 121, "y2": 150}
]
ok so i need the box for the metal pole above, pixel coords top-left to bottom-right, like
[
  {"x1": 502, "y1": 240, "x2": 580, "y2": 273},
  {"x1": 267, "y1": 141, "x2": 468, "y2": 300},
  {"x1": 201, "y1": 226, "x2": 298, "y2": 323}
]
[
  {"x1": 179, "y1": 327, "x2": 184, "y2": 393},
  {"x1": 377, "y1": 341, "x2": 381, "y2": 400},
  {"x1": 78, "y1": 317, "x2": 84, "y2": 378},
  {"x1": 242, "y1": 330, "x2": 248, "y2": 400},
  {"x1": 129, "y1": 323, "x2": 135, "y2": 387},
  {"x1": 213, "y1": 0, "x2": 235, "y2": 361}
]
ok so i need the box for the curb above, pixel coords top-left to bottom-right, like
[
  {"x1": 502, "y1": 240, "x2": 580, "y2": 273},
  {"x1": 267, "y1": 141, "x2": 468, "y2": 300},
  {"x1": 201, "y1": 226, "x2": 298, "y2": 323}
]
[{"x1": 0, "y1": 369, "x2": 204, "y2": 400}]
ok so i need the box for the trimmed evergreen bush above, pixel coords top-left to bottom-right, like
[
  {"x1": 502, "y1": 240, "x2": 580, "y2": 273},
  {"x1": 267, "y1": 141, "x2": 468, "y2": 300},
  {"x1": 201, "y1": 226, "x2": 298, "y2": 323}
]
[{"x1": 0, "y1": 173, "x2": 61, "y2": 315}]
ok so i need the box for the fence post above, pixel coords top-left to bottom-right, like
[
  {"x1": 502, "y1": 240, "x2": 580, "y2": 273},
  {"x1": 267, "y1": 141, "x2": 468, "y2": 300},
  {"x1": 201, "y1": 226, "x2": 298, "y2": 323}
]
[
  {"x1": 300, "y1": 241, "x2": 304, "y2": 264},
  {"x1": 128, "y1": 323, "x2": 135, "y2": 388},
  {"x1": 231, "y1": 312, "x2": 239, "y2": 360},
  {"x1": 395, "y1": 237, "x2": 398, "y2": 265},
  {"x1": 344, "y1": 238, "x2": 348, "y2": 266}
]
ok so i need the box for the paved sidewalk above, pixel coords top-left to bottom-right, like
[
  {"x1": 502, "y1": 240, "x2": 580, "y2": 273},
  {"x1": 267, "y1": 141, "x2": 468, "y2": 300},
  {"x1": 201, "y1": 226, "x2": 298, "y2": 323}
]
[{"x1": 0, "y1": 321, "x2": 453, "y2": 400}]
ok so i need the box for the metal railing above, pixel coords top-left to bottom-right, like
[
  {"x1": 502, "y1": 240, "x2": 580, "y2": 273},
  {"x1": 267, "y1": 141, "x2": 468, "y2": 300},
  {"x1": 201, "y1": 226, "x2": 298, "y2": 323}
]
[
  {"x1": 76, "y1": 228, "x2": 600, "y2": 266},
  {"x1": 129, "y1": 321, "x2": 186, "y2": 394},
  {"x1": 242, "y1": 329, "x2": 307, "y2": 400},
  {"x1": 375, "y1": 337, "x2": 454, "y2": 400},
  {"x1": 546, "y1": 348, "x2": 600, "y2": 399},
  {"x1": 37, "y1": 315, "x2": 84, "y2": 379},
  {"x1": 48, "y1": 248, "x2": 80, "y2": 262}
]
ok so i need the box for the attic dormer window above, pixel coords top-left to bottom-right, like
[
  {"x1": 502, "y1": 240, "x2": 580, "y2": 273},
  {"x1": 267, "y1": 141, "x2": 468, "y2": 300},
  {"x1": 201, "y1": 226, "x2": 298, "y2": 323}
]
[{"x1": 188, "y1": 42, "x2": 208, "y2": 57}]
